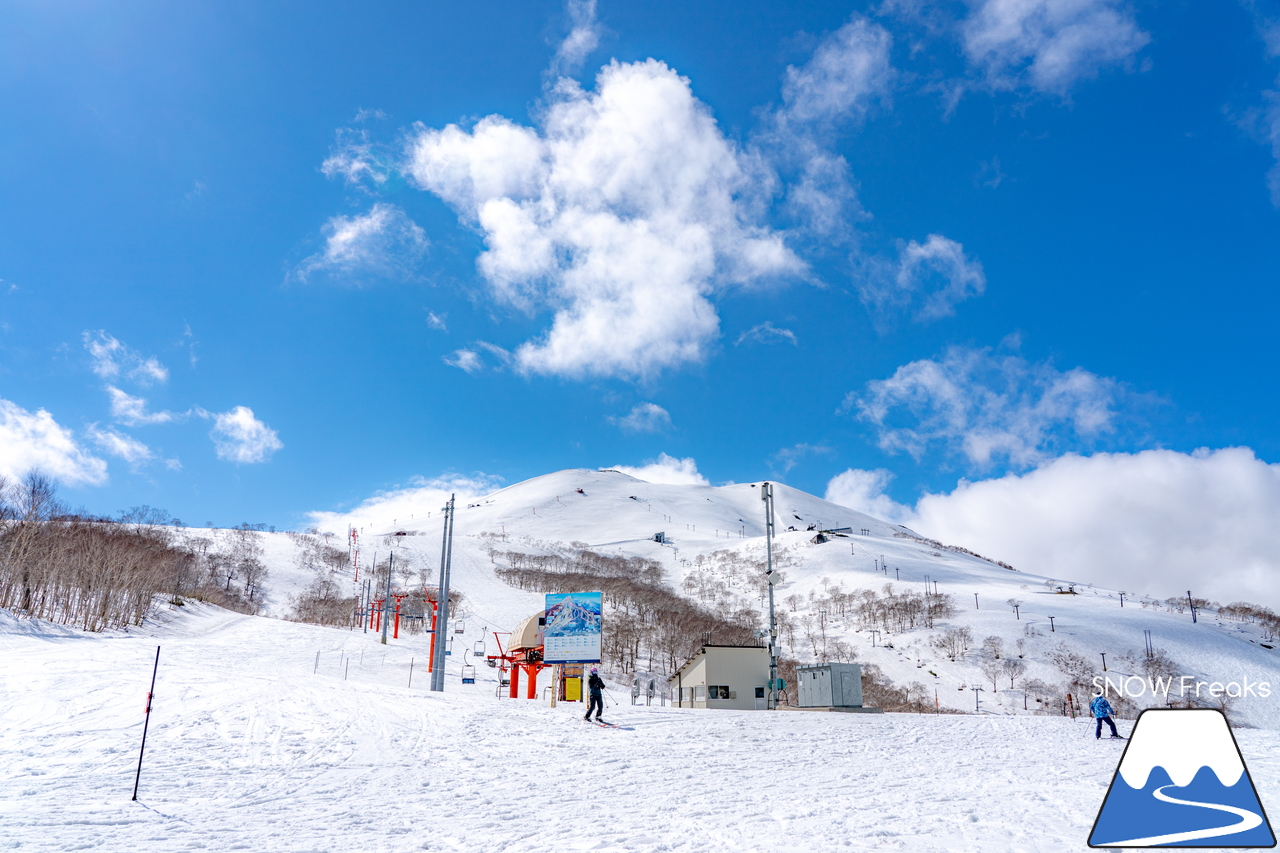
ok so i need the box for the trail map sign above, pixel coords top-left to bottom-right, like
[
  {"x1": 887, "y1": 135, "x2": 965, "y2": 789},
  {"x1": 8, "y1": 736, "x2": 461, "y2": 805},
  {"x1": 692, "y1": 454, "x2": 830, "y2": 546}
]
[{"x1": 543, "y1": 592, "x2": 602, "y2": 664}]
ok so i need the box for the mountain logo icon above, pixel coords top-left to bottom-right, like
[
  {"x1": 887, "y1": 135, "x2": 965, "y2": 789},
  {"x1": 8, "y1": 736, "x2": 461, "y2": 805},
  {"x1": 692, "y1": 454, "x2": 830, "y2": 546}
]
[{"x1": 1089, "y1": 708, "x2": 1275, "y2": 848}]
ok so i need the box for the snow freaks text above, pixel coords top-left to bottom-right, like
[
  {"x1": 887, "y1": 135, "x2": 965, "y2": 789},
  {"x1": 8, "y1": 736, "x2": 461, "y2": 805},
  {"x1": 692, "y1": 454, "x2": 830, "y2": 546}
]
[{"x1": 1092, "y1": 675, "x2": 1273, "y2": 701}]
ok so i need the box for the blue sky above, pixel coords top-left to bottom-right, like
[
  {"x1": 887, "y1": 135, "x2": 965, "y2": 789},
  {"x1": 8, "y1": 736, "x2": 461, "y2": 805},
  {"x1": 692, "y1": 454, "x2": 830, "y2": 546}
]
[{"x1": 3, "y1": 1, "x2": 1280, "y2": 601}]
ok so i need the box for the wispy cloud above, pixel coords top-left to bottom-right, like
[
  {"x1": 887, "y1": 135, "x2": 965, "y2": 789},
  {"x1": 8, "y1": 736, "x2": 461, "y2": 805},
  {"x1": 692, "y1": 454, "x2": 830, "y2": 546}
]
[
  {"x1": 610, "y1": 402, "x2": 673, "y2": 433},
  {"x1": 771, "y1": 442, "x2": 834, "y2": 475},
  {"x1": 0, "y1": 398, "x2": 107, "y2": 486},
  {"x1": 86, "y1": 425, "x2": 155, "y2": 467},
  {"x1": 295, "y1": 203, "x2": 429, "y2": 284},
  {"x1": 321, "y1": 127, "x2": 392, "y2": 188},
  {"x1": 848, "y1": 345, "x2": 1126, "y2": 469},
  {"x1": 107, "y1": 386, "x2": 179, "y2": 426},
  {"x1": 550, "y1": 0, "x2": 602, "y2": 77},
  {"x1": 735, "y1": 321, "x2": 798, "y2": 346},
  {"x1": 960, "y1": 0, "x2": 1151, "y2": 96},
  {"x1": 82, "y1": 330, "x2": 169, "y2": 386},
  {"x1": 443, "y1": 349, "x2": 482, "y2": 373},
  {"x1": 762, "y1": 16, "x2": 894, "y2": 243},
  {"x1": 426, "y1": 311, "x2": 447, "y2": 331}
]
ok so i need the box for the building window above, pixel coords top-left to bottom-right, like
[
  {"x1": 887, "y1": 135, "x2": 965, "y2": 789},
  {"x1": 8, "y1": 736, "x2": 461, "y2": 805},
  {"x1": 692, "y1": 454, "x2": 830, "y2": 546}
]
[
  {"x1": 709, "y1": 685, "x2": 731, "y2": 699},
  {"x1": 755, "y1": 687, "x2": 765, "y2": 699}
]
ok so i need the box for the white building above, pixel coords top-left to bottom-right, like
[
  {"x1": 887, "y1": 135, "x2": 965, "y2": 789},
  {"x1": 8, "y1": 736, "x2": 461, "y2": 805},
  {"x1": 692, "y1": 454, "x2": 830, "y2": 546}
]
[{"x1": 668, "y1": 645, "x2": 769, "y2": 711}]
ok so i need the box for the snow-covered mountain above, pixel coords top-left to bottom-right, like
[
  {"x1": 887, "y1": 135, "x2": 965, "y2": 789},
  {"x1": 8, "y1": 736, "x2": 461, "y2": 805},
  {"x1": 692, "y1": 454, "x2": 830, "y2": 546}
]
[{"x1": 255, "y1": 468, "x2": 1280, "y2": 728}]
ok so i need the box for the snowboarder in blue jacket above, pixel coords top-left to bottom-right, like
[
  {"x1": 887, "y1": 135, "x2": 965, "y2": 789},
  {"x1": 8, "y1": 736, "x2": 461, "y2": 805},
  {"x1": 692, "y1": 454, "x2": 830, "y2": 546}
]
[
  {"x1": 584, "y1": 668, "x2": 605, "y2": 722},
  {"x1": 1090, "y1": 694, "x2": 1120, "y2": 739}
]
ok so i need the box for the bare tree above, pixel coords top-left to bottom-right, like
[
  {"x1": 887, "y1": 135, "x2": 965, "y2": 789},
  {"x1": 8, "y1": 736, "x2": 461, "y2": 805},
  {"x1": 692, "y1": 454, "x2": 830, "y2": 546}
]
[{"x1": 1001, "y1": 657, "x2": 1027, "y2": 688}]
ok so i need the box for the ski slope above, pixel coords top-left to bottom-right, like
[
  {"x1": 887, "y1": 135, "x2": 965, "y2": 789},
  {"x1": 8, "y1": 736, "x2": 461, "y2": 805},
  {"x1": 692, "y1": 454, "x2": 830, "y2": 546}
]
[
  {"x1": 313, "y1": 468, "x2": 1280, "y2": 728},
  {"x1": 4, "y1": 603, "x2": 1277, "y2": 852}
]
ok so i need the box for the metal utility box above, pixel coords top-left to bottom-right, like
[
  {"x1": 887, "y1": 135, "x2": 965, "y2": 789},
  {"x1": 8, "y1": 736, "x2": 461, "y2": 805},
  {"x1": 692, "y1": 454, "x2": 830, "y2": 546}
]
[{"x1": 796, "y1": 663, "x2": 864, "y2": 708}]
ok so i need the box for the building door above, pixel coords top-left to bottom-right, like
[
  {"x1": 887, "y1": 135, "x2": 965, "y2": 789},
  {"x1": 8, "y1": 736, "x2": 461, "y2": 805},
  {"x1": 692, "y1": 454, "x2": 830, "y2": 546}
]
[
  {"x1": 840, "y1": 671, "x2": 858, "y2": 706},
  {"x1": 755, "y1": 686, "x2": 766, "y2": 710}
]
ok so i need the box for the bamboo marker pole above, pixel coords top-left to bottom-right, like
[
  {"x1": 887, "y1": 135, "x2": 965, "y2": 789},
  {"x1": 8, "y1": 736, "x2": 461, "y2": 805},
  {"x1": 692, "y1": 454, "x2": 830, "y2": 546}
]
[{"x1": 131, "y1": 646, "x2": 160, "y2": 801}]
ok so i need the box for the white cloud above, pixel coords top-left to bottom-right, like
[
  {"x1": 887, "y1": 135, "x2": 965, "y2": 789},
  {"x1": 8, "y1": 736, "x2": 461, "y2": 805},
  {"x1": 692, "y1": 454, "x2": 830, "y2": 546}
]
[
  {"x1": 772, "y1": 442, "x2": 835, "y2": 475},
  {"x1": 824, "y1": 468, "x2": 912, "y2": 524},
  {"x1": 107, "y1": 386, "x2": 177, "y2": 426},
  {"x1": 321, "y1": 128, "x2": 391, "y2": 188},
  {"x1": 86, "y1": 425, "x2": 154, "y2": 466},
  {"x1": 850, "y1": 346, "x2": 1123, "y2": 468},
  {"x1": 0, "y1": 398, "x2": 107, "y2": 486},
  {"x1": 307, "y1": 472, "x2": 505, "y2": 534},
  {"x1": 405, "y1": 59, "x2": 803, "y2": 380},
  {"x1": 426, "y1": 311, "x2": 447, "y2": 331},
  {"x1": 779, "y1": 17, "x2": 896, "y2": 131},
  {"x1": 735, "y1": 321, "x2": 798, "y2": 346},
  {"x1": 827, "y1": 448, "x2": 1280, "y2": 610},
  {"x1": 203, "y1": 406, "x2": 283, "y2": 464},
  {"x1": 761, "y1": 18, "x2": 985, "y2": 326},
  {"x1": 766, "y1": 17, "x2": 894, "y2": 242},
  {"x1": 611, "y1": 402, "x2": 672, "y2": 433},
  {"x1": 550, "y1": 0, "x2": 602, "y2": 77},
  {"x1": 896, "y1": 234, "x2": 987, "y2": 320},
  {"x1": 1263, "y1": 83, "x2": 1280, "y2": 206},
  {"x1": 611, "y1": 453, "x2": 709, "y2": 486},
  {"x1": 444, "y1": 349, "x2": 482, "y2": 373},
  {"x1": 295, "y1": 203, "x2": 429, "y2": 283},
  {"x1": 961, "y1": 0, "x2": 1151, "y2": 95},
  {"x1": 82, "y1": 330, "x2": 169, "y2": 386}
]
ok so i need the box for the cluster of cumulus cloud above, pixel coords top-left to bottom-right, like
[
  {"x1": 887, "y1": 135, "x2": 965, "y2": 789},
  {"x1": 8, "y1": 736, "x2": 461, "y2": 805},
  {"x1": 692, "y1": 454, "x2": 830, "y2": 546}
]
[
  {"x1": 822, "y1": 345, "x2": 1280, "y2": 607},
  {"x1": 0, "y1": 331, "x2": 282, "y2": 488},
  {"x1": 312, "y1": 0, "x2": 1100, "y2": 379},
  {"x1": 826, "y1": 447, "x2": 1280, "y2": 611}
]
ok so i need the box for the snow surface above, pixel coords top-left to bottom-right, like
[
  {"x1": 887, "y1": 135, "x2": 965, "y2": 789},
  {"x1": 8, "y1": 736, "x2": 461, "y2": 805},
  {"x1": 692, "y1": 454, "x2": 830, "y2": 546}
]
[
  {"x1": 5, "y1": 603, "x2": 1278, "y2": 852},
  {"x1": 5, "y1": 468, "x2": 1280, "y2": 851}
]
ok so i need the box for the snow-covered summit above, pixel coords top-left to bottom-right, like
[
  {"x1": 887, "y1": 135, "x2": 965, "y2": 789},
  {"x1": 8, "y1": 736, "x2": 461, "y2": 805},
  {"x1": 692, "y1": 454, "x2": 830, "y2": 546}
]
[{"x1": 1119, "y1": 709, "x2": 1246, "y2": 788}]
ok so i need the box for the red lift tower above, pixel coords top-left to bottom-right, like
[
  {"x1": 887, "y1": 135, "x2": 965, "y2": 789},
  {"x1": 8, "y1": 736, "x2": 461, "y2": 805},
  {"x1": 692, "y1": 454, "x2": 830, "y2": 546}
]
[{"x1": 486, "y1": 611, "x2": 559, "y2": 700}]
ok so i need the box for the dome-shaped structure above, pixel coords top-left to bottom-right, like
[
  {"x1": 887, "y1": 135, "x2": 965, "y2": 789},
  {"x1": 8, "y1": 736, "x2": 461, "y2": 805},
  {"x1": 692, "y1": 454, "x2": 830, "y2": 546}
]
[{"x1": 508, "y1": 611, "x2": 545, "y2": 652}]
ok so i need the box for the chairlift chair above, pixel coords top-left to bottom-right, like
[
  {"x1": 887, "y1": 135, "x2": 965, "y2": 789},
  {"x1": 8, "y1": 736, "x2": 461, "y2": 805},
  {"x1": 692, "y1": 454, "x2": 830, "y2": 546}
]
[
  {"x1": 461, "y1": 664, "x2": 476, "y2": 684},
  {"x1": 473, "y1": 639, "x2": 485, "y2": 657},
  {"x1": 453, "y1": 619, "x2": 465, "y2": 634}
]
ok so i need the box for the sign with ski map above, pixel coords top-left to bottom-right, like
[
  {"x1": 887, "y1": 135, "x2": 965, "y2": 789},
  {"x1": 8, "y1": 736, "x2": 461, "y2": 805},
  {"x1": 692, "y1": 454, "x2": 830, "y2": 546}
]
[{"x1": 543, "y1": 592, "x2": 603, "y2": 664}]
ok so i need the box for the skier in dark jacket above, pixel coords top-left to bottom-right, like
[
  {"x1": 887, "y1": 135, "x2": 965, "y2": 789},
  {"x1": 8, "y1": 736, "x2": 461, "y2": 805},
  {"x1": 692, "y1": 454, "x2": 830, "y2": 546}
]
[
  {"x1": 1090, "y1": 694, "x2": 1120, "y2": 739},
  {"x1": 584, "y1": 668, "x2": 605, "y2": 722}
]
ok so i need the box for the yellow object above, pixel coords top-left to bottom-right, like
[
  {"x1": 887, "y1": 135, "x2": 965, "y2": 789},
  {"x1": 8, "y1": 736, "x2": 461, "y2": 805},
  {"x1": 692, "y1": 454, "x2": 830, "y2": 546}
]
[{"x1": 565, "y1": 677, "x2": 581, "y2": 702}]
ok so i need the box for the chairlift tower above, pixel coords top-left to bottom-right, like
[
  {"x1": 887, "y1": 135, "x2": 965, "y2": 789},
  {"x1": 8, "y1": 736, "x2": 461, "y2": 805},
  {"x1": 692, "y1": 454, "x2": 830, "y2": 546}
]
[
  {"x1": 761, "y1": 482, "x2": 778, "y2": 710},
  {"x1": 350, "y1": 527, "x2": 360, "y2": 583},
  {"x1": 431, "y1": 494, "x2": 456, "y2": 692}
]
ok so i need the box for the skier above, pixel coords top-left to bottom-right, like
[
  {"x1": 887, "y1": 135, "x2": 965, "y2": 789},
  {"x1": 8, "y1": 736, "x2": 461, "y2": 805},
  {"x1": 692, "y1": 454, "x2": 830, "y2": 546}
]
[
  {"x1": 584, "y1": 668, "x2": 605, "y2": 722},
  {"x1": 1090, "y1": 693, "x2": 1121, "y2": 739}
]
